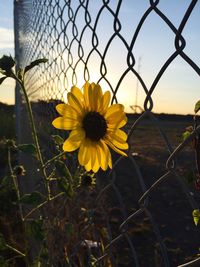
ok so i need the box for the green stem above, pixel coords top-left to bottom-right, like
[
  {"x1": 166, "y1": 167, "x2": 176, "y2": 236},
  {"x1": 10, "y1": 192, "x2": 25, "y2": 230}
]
[
  {"x1": 23, "y1": 192, "x2": 64, "y2": 221},
  {"x1": 8, "y1": 147, "x2": 24, "y2": 220},
  {"x1": 6, "y1": 244, "x2": 26, "y2": 257},
  {"x1": 7, "y1": 148, "x2": 30, "y2": 266},
  {"x1": 20, "y1": 80, "x2": 44, "y2": 165},
  {"x1": 7, "y1": 147, "x2": 14, "y2": 176},
  {"x1": 15, "y1": 76, "x2": 51, "y2": 200},
  {"x1": 42, "y1": 151, "x2": 66, "y2": 170}
]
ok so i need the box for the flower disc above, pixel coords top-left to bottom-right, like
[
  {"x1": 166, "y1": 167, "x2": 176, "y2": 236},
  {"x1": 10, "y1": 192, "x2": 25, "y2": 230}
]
[{"x1": 82, "y1": 111, "x2": 107, "y2": 141}]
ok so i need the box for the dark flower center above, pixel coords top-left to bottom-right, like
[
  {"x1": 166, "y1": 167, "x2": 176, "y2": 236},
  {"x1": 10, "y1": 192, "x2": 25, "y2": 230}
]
[{"x1": 82, "y1": 111, "x2": 107, "y2": 141}]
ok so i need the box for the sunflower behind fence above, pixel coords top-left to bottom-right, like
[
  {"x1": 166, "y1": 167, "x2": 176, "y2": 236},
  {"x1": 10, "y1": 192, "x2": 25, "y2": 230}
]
[{"x1": 14, "y1": 0, "x2": 200, "y2": 266}]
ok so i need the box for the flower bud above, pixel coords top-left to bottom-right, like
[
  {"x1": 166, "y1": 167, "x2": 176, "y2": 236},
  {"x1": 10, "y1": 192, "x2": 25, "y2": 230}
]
[
  {"x1": 0, "y1": 55, "x2": 15, "y2": 75},
  {"x1": 13, "y1": 165, "x2": 26, "y2": 176},
  {"x1": 80, "y1": 173, "x2": 96, "y2": 187},
  {"x1": 5, "y1": 139, "x2": 16, "y2": 149}
]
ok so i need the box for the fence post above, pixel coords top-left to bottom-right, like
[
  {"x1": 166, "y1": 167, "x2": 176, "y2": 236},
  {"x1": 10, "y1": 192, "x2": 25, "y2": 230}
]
[{"x1": 14, "y1": 0, "x2": 21, "y2": 144}]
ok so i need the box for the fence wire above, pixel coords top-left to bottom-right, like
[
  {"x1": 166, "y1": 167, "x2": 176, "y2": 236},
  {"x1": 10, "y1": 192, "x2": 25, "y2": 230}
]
[{"x1": 14, "y1": 0, "x2": 200, "y2": 266}]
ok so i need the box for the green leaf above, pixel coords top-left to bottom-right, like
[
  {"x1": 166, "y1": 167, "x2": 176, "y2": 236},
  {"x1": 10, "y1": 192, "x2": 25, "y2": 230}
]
[
  {"x1": 0, "y1": 233, "x2": 6, "y2": 251},
  {"x1": 73, "y1": 167, "x2": 82, "y2": 188},
  {"x1": 18, "y1": 144, "x2": 37, "y2": 158},
  {"x1": 20, "y1": 191, "x2": 44, "y2": 205},
  {"x1": 24, "y1": 58, "x2": 48, "y2": 73},
  {"x1": 0, "y1": 175, "x2": 13, "y2": 187},
  {"x1": 55, "y1": 160, "x2": 74, "y2": 197},
  {"x1": 55, "y1": 160, "x2": 72, "y2": 182},
  {"x1": 192, "y1": 209, "x2": 200, "y2": 226},
  {"x1": 194, "y1": 100, "x2": 200, "y2": 114},
  {"x1": 27, "y1": 218, "x2": 44, "y2": 241},
  {"x1": 57, "y1": 177, "x2": 74, "y2": 198},
  {"x1": 51, "y1": 135, "x2": 64, "y2": 146},
  {"x1": 184, "y1": 171, "x2": 195, "y2": 184},
  {"x1": 182, "y1": 131, "x2": 191, "y2": 141},
  {"x1": 0, "y1": 77, "x2": 7, "y2": 85}
]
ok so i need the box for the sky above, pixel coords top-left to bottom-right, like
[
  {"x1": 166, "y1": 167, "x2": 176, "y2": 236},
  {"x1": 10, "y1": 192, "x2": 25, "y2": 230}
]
[
  {"x1": 0, "y1": 1, "x2": 199, "y2": 115},
  {"x1": 0, "y1": 0, "x2": 15, "y2": 104}
]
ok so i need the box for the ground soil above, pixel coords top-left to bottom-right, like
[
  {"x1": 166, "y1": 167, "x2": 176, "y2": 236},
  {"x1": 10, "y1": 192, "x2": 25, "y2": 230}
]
[
  {"x1": 98, "y1": 113, "x2": 200, "y2": 267},
  {"x1": 1, "y1": 105, "x2": 200, "y2": 267}
]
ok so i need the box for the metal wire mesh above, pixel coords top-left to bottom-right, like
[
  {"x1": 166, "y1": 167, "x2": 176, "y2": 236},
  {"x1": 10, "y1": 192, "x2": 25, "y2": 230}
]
[{"x1": 14, "y1": 0, "x2": 200, "y2": 266}]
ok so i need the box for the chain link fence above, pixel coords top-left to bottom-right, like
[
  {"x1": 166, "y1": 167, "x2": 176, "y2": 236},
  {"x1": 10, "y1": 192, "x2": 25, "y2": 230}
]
[{"x1": 14, "y1": 0, "x2": 200, "y2": 266}]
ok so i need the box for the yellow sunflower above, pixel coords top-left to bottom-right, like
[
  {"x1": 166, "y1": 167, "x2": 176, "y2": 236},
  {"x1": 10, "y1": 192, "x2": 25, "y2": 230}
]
[{"x1": 52, "y1": 82, "x2": 128, "y2": 172}]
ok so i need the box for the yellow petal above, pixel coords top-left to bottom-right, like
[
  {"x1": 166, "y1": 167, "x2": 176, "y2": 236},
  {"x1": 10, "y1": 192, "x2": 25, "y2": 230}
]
[
  {"x1": 78, "y1": 138, "x2": 90, "y2": 166},
  {"x1": 106, "y1": 129, "x2": 128, "y2": 149},
  {"x1": 105, "y1": 104, "x2": 124, "y2": 119},
  {"x1": 104, "y1": 139, "x2": 128, "y2": 157},
  {"x1": 83, "y1": 82, "x2": 91, "y2": 109},
  {"x1": 105, "y1": 104, "x2": 127, "y2": 128},
  {"x1": 107, "y1": 129, "x2": 128, "y2": 142},
  {"x1": 85, "y1": 161, "x2": 92, "y2": 172},
  {"x1": 84, "y1": 82, "x2": 103, "y2": 112},
  {"x1": 105, "y1": 135, "x2": 128, "y2": 150},
  {"x1": 116, "y1": 116, "x2": 127, "y2": 128},
  {"x1": 56, "y1": 104, "x2": 79, "y2": 119},
  {"x1": 83, "y1": 140, "x2": 100, "y2": 172},
  {"x1": 63, "y1": 128, "x2": 85, "y2": 151},
  {"x1": 79, "y1": 139, "x2": 108, "y2": 172},
  {"x1": 106, "y1": 110, "x2": 125, "y2": 124},
  {"x1": 67, "y1": 92, "x2": 84, "y2": 115},
  {"x1": 100, "y1": 91, "x2": 111, "y2": 114},
  {"x1": 78, "y1": 145, "x2": 84, "y2": 165},
  {"x1": 108, "y1": 153, "x2": 112, "y2": 169},
  {"x1": 90, "y1": 144, "x2": 96, "y2": 170},
  {"x1": 98, "y1": 140, "x2": 112, "y2": 171},
  {"x1": 78, "y1": 137, "x2": 112, "y2": 172},
  {"x1": 71, "y1": 86, "x2": 84, "y2": 101},
  {"x1": 93, "y1": 84, "x2": 103, "y2": 111},
  {"x1": 90, "y1": 143, "x2": 100, "y2": 173},
  {"x1": 52, "y1": 117, "x2": 79, "y2": 130},
  {"x1": 95, "y1": 144, "x2": 102, "y2": 172},
  {"x1": 89, "y1": 83, "x2": 96, "y2": 111},
  {"x1": 107, "y1": 114, "x2": 127, "y2": 129}
]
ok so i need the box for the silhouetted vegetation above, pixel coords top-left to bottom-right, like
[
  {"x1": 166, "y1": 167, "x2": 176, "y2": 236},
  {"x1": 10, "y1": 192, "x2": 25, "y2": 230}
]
[{"x1": 0, "y1": 102, "x2": 15, "y2": 139}]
